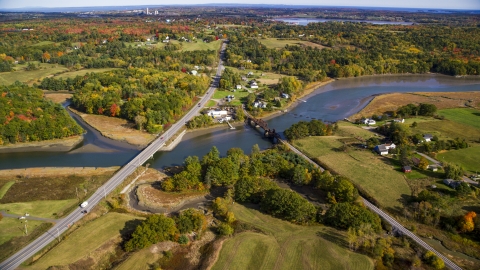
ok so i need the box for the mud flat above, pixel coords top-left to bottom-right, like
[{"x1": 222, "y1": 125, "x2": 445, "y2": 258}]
[{"x1": 0, "y1": 135, "x2": 83, "y2": 154}]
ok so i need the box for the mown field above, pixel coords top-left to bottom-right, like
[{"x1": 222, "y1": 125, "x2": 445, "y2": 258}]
[
  {"x1": 437, "y1": 108, "x2": 480, "y2": 131},
  {"x1": 212, "y1": 204, "x2": 373, "y2": 270},
  {"x1": 293, "y1": 133, "x2": 411, "y2": 209},
  {"x1": 437, "y1": 146, "x2": 480, "y2": 175},
  {"x1": 55, "y1": 68, "x2": 120, "y2": 79},
  {"x1": 407, "y1": 114, "x2": 480, "y2": 142},
  {"x1": 26, "y1": 213, "x2": 142, "y2": 270},
  {"x1": 213, "y1": 89, "x2": 251, "y2": 106},
  {"x1": 258, "y1": 38, "x2": 325, "y2": 50},
  {"x1": 0, "y1": 199, "x2": 77, "y2": 219},
  {"x1": 0, "y1": 217, "x2": 46, "y2": 246},
  {"x1": 0, "y1": 64, "x2": 68, "y2": 85}
]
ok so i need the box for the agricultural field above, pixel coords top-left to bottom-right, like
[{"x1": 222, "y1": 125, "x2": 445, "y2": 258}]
[
  {"x1": 437, "y1": 108, "x2": 480, "y2": 130},
  {"x1": 408, "y1": 117, "x2": 480, "y2": 142},
  {"x1": 0, "y1": 199, "x2": 76, "y2": 219},
  {"x1": 212, "y1": 204, "x2": 373, "y2": 270},
  {"x1": 213, "y1": 89, "x2": 251, "y2": 106},
  {"x1": 258, "y1": 38, "x2": 325, "y2": 50},
  {"x1": 155, "y1": 40, "x2": 222, "y2": 52},
  {"x1": 0, "y1": 218, "x2": 46, "y2": 246},
  {"x1": 437, "y1": 146, "x2": 480, "y2": 175},
  {"x1": 26, "y1": 213, "x2": 142, "y2": 270},
  {"x1": 0, "y1": 64, "x2": 68, "y2": 85},
  {"x1": 293, "y1": 133, "x2": 411, "y2": 209},
  {"x1": 55, "y1": 68, "x2": 120, "y2": 79},
  {"x1": 351, "y1": 92, "x2": 480, "y2": 120}
]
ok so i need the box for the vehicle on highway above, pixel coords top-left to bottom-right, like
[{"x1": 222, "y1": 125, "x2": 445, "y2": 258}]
[
  {"x1": 82, "y1": 210, "x2": 88, "y2": 214},
  {"x1": 80, "y1": 201, "x2": 88, "y2": 208}
]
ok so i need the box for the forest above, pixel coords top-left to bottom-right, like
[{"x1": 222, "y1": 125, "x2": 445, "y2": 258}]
[{"x1": 0, "y1": 82, "x2": 83, "y2": 144}]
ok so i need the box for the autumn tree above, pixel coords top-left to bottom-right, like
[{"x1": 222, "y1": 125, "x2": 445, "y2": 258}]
[{"x1": 458, "y1": 211, "x2": 476, "y2": 233}]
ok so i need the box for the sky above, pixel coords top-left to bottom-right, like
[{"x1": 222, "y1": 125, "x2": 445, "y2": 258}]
[{"x1": 0, "y1": 0, "x2": 479, "y2": 10}]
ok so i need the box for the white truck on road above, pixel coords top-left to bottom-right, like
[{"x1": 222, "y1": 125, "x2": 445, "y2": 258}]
[{"x1": 80, "y1": 201, "x2": 88, "y2": 208}]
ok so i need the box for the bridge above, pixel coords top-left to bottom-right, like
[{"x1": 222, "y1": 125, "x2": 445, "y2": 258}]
[
  {"x1": 244, "y1": 111, "x2": 280, "y2": 141},
  {"x1": 242, "y1": 109, "x2": 462, "y2": 270},
  {"x1": 0, "y1": 42, "x2": 228, "y2": 270}
]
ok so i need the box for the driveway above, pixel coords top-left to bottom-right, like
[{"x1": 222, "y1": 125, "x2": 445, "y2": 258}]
[{"x1": 0, "y1": 211, "x2": 58, "y2": 223}]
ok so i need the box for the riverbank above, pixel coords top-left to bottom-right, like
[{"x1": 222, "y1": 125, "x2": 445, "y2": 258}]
[
  {"x1": 0, "y1": 166, "x2": 120, "y2": 178},
  {"x1": 350, "y1": 91, "x2": 480, "y2": 120},
  {"x1": 0, "y1": 135, "x2": 83, "y2": 154},
  {"x1": 68, "y1": 107, "x2": 156, "y2": 147}
]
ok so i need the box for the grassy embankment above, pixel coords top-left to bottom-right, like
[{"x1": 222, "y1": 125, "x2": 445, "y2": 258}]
[
  {"x1": 25, "y1": 213, "x2": 142, "y2": 270},
  {"x1": 212, "y1": 203, "x2": 373, "y2": 270},
  {"x1": 55, "y1": 68, "x2": 121, "y2": 79},
  {"x1": 293, "y1": 121, "x2": 411, "y2": 209}
]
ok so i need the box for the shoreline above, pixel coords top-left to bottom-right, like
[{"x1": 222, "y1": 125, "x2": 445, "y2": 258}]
[
  {"x1": 0, "y1": 135, "x2": 83, "y2": 154},
  {"x1": 0, "y1": 166, "x2": 120, "y2": 177}
]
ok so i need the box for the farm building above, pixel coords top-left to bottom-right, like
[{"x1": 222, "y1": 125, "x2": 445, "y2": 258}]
[
  {"x1": 374, "y1": 143, "x2": 396, "y2": 155},
  {"x1": 206, "y1": 110, "x2": 228, "y2": 117},
  {"x1": 393, "y1": 118, "x2": 405, "y2": 123},
  {"x1": 423, "y1": 134, "x2": 433, "y2": 142},
  {"x1": 402, "y1": 166, "x2": 412, "y2": 173},
  {"x1": 363, "y1": 118, "x2": 376, "y2": 125},
  {"x1": 443, "y1": 179, "x2": 462, "y2": 189}
]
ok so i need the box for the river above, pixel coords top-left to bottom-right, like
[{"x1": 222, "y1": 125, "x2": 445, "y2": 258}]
[{"x1": 0, "y1": 74, "x2": 479, "y2": 170}]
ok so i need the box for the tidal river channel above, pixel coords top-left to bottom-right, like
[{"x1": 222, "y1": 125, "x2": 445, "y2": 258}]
[{"x1": 0, "y1": 74, "x2": 479, "y2": 170}]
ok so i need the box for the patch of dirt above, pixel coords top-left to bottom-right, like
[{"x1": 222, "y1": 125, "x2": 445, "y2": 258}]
[
  {"x1": 351, "y1": 91, "x2": 480, "y2": 119},
  {"x1": 69, "y1": 107, "x2": 155, "y2": 147},
  {"x1": 137, "y1": 184, "x2": 207, "y2": 209},
  {"x1": 0, "y1": 135, "x2": 83, "y2": 153},
  {"x1": 185, "y1": 231, "x2": 216, "y2": 266},
  {"x1": 201, "y1": 237, "x2": 227, "y2": 270}
]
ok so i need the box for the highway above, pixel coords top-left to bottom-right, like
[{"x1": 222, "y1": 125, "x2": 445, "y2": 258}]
[{"x1": 0, "y1": 42, "x2": 227, "y2": 270}]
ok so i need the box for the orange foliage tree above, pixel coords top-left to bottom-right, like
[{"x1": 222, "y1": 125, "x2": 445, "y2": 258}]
[{"x1": 458, "y1": 211, "x2": 476, "y2": 233}]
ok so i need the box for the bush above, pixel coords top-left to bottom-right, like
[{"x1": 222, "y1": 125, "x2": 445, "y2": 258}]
[
  {"x1": 217, "y1": 223, "x2": 234, "y2": 236},
  {"x1": 178, "y1": 235, "x2": 189, "y2": 245}
]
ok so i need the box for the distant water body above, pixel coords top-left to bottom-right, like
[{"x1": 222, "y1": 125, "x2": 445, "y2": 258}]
[{"x1": 276, "y1": 18, "x2": 414, "y2": 25}]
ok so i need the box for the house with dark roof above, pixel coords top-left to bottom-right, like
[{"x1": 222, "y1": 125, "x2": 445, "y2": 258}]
[
  {"x1": 443, "y1": 179, "x2": 462, "y2": 189},
  {"x1": 374, "y1": 144, "x2": 388, "y2": 155},
  {"x1": 402, "y1": 166, "x2": 412, "y2": 173}
]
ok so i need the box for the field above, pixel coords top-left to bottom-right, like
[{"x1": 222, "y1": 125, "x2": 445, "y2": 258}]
[
  {"x1": 437, "y1": 108, "x2": 480, "y2": 130},
  {"x1": 213, "y1": 89, "x2": 251, "y2": 106},
  {"x1": 0, "y1": 199, "x2": 77, "y2": 218},
  {"x1": 43, "y1": 92, "x2": 73, "y2": 104},
  {"x1": 437, "y1": 146, "x2": 480, "y2": 174},
  {"x1": 69, "y1": 107, "x2": 156, "y2": 146},
  {"x1": 0, "y1": 64, "x2": 68, "y2": 85},
  {"x1": 55, "y1": 68, "x2": 120, "y2": 79},
  {"x1": 293, "y1": 134, "x2": 411, "y2": 209},
  {"x1": 26, "y1": 213, "x2": 142, "y2": 270},
  {"x1": 351, "y1": 92, "x2": 480, "y2": 120},
  {"x1": 0, "y1": 217, "x2": 46, "y2": 245},
  {"x1": 408, "y1": 117, "x2": 480, "y2": 142},
  {"x1": 211, "y1": 204, "x2": 373, "y2": 270},
  {"x1": 258, "y1": 38, "x2": 325, "y2": 50}
]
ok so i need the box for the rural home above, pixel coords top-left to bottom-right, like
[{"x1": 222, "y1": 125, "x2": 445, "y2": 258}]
[
  {"x1": 428, "y1": 165, "x2": 439, "y2": 172},
  {"x1": 402, "y1": 166, "x2": 412, "y2": 173},
  {"x1": 374, "y1": 143, "x2": 396, "y2": 155},
  {"x1": 206, "y1": 110, "x2": 228, "y2": 117},
  {"x1": 250, "y1": 81, "x2": 259, "y2": 89},
  {"x1": 423, "y1": 134, "x2": 433, "y2": 142},
  {"x1": 236, "y1": 85, "x2": 242, "y2": 90},
  {"x1": 217, "y1": 115, "x2": 232, "y2": 123},
  {"x1": 281, "y1": 93, "x2": 289, "y2": 99},
  {"x1": 253, "y1": 101, "x2": 267, "y2": 108},
  {"x1": 191, "y1": 70, "x2": 198, "y2": 76},
  {"x1": 443, "y1": 179, "x2": 462, "y2": 189},
  {"x1": 363, "y1": 118, "x2": 376, "y2": 125},
  {"x1": 393, "y1": 118, "x2": 405, "y2": 123}
]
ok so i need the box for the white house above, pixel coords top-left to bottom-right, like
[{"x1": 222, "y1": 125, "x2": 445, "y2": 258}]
[
  {"x1": 281, "y1": 93, "x2": 289, "y2": 99},
  {"x1": 191, "y1": 70, "x2": 198, "y2": 76},
  {"x1": 236, "y1": 85, "x2": 242, "y2": 90},
  {"x1": 206, "y1": 110, "x2": 228, "y2": 117},
  {"x1": 374, "y1": 143, "x2": 396, "y2": 155},
  {"x1": 393, "y1": 118, "x2": 405, "y2": 123},
  {"x1": 423, "y1": 134, "x2": 433, "y2": 142},
  {"x1": 250, "y1": 82, "x2": 258, "y2": 89},
  {"x1": 363, "y1": 118, "x2": 376, "y2": 125},
  {"x1": 253, "y1": 101, "x2": 267, "y2": 108}
]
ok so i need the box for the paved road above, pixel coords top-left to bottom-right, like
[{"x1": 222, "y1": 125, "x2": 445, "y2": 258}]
[
  {"x1": 0, "y1": 42, "x2": 227, "y2": 270},
  {"x1": 279, "y1": 140, "x2": 462, "y2": 270},
  {"x1": 416, "y1": 152, "x2": 477, "y2": 185}
]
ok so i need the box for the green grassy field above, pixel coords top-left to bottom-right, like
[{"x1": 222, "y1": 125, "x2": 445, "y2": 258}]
[
  {"x1": 213, "y1": 89, "x2": 250, "y2": 100},
  {"x1": 0, "y1": 217, "x2": 46, "y2": 245},
  {"x1": 407, "y1": 117, "x2": 480, "y2": 142},
  {"x1": 206, "y1": 100, "x2": 217, "y2": 107},
  {"x1": 437, "y1": 146, "x2": 480, "y2": 174},
  {"x1": 437, "y1": 108, "x2": 480, "y2": 130},
  {"x1": 258, "y1": 38, "x2": 325, "y2": 50},
  {"x1": 293, "y1": 135, "x2": 411, "y2": 209},
  {"x1": 27, "y1": 213, "x2": 142, "y2": 270},
  {"x1": 212, "y1": 204, "x2": 373, "y2": 270},
  {"x1": 116, "y1": 246, "x2": 161, "y2": 270},
  {"x1": 30, "y1": 41, "x2": 55, "y2": 47},
  {"x1": 56, "y1": 68, "x2": 120, "y2": 79},
  {"x1": 0, "y1": 199, "x2": 77, "y2": 218},
  {"x1": 0, "y1": 64, "x2": 68, "y2": 85},
  {"x1": 0, "y1": 181, "x2": 15, "y2": 200}
]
